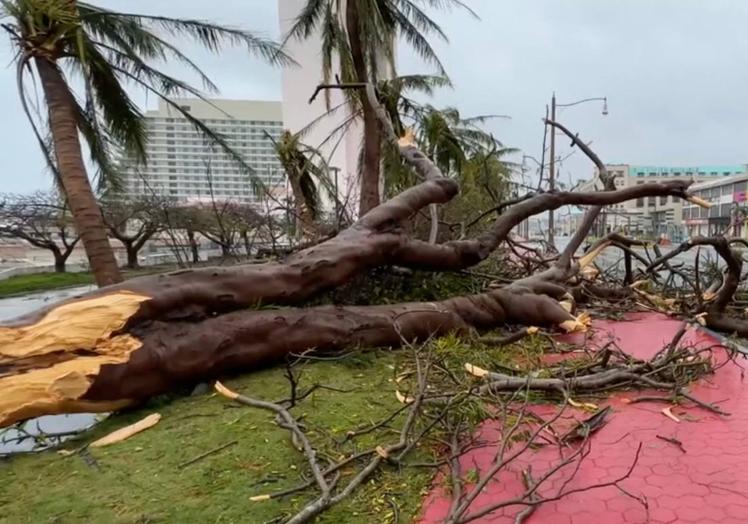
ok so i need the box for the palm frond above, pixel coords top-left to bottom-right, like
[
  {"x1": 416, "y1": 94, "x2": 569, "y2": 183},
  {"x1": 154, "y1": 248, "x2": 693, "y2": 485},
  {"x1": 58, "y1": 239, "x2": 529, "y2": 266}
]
[
  {"x1": 71, "y1": 92, "x2": 124, "y2": 193},
  {"x1": 79, "y1": 3, "x2": 295, "y2": 66},
  {"x1": 283, "y1": 0, "x2": 329, "y2": 42},
  {"x1": 78, "y1": 4, "x2": 219, "y2": 92},
  {"x1": 72, "y1": 34, "x2": 148, "y2": 163}
]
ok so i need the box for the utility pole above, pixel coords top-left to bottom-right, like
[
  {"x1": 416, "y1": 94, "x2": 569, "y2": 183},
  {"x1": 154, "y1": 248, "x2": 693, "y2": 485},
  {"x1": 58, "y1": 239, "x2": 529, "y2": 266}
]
[
  {"x1": 548, "y1": 93, "x2": 556, "y2": 248},
  {"x1": 546, "y1": 94, "x2": 607, "y2": 248}
]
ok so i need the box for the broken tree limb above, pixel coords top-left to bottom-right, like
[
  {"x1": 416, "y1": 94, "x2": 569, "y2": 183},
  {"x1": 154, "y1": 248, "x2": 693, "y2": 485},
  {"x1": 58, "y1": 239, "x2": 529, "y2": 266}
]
[
  {"x1": 0, "y1": 91, "x2": 712, "y2": 429},
  {"x1": 0, "y1": 281, "x2": 587, "y2": 427},
  {"x1": 90, "y1": 413, "x2": 161, "y2": 448},
  {"x1": 647, "y1": 236, "x2": 748, "y2": 334}
]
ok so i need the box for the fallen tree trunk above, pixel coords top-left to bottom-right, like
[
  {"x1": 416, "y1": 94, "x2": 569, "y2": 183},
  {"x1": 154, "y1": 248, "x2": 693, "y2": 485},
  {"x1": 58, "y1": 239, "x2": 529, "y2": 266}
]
[
  {"x1": 0, "y1": 84, "x2": 715, "y2": 428},
  {"x1": 0, "y1": 181, "x2": 692, "y2": 428},
  {"x1": 0, "y1": 281, "x2": 586, "y2": 426},
  {"x1": 0, "y1": 174, "x2": 699, "y2": 428}
]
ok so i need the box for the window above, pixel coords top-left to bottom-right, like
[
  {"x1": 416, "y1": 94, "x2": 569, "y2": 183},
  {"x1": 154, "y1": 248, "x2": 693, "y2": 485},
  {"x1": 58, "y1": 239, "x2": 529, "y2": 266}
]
[
  {"x1": 180, "y1": 105, "x2": 191, "y2": 112},
  {"x1": 720, "y1": 204, "x2": 731, "y2": 217},
  {"x1": 673, "y1": 172, "x2": 680, "y2": 177},
  {"x1": 660, "y1": 196, "x2": 667, "y2": 205},
  {"x1": 683, "y1": 208, "x2": 691, "y2": 220},
  {"x1": 736, "y1": 181, "x2": 747, "y2": 192},
  {"x1": 722, "y1": 184, "x2": 733, "y2": 196}
]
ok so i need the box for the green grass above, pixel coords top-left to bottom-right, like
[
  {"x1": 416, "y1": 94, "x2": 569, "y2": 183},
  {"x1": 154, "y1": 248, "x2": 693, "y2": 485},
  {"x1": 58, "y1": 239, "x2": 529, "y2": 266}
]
[
  {"x1": 0, "y1": 265, "x2": 186, "y2": 298},
  {"x1": 0, "y1": 260, "x2": 518, "y2": 523},
  {"x1": 0, "y1": 272, "x2": 95, "y2": 297},
  {"x1": 0, "y1": 350, "x2": 438, "y2": 524},
  {"x1": 0, "y1": 328, "x2": 568, "y2": 524}
]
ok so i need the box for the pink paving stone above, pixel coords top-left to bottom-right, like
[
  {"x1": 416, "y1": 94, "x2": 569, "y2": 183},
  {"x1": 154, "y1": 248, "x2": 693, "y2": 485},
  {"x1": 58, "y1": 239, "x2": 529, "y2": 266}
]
[{"x1": 419, "y1": 312, "x2": 748, "y2": 523}]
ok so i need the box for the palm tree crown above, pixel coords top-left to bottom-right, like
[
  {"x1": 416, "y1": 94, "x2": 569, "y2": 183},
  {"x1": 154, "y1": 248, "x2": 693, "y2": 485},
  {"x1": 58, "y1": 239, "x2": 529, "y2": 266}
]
[
  {"x1": 285, "y1": 0, "x2": 475, "y2": 215},
  {"x1": 1, "y1": 0, "x2": 291, "y2": 285}
]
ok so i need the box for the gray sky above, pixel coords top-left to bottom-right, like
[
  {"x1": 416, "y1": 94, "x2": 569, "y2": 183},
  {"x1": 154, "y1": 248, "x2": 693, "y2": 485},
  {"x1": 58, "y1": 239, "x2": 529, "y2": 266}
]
[{"x1": 2, "y1": 0, "x2": 748, "y2": 193}]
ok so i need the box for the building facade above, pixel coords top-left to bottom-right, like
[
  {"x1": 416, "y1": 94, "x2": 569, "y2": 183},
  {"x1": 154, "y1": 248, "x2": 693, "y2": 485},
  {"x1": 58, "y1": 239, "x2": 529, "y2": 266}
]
[
  {"x1": 682, "y1": 173, "x2": 748, "y2": 238},
  {"x1": 577, "y1": 164, "x2": 747, "y2": 239},
  {"x1": 278, "y1": 0, "x2": 393, "y2": 215},
  {"x1": 123, "y1": 98, "x2": 284, "y2": 204}
]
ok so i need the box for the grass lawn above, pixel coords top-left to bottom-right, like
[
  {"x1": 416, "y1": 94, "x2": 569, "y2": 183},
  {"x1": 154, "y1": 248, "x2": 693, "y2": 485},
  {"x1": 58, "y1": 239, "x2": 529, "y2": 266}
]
[
  {"x1": 0, "y1": 272, "x2": 95, "y2": 298},
  {"x1": 0, "y1": 265, "x2": 183, "y2": 298},
  {"x1": 0, "y1": 328, "x2": 559, "y2": 524},
  {"x1": 0, "y1": 266, "x2": 522, "y2": 523},
  {"x1": 0, "y1": 350, "x2": 437, "y2": 524}
]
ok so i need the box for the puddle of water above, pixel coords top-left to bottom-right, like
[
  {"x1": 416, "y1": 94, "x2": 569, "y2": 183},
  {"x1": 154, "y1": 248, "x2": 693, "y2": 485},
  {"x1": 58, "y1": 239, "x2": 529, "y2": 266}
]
[{"x1": 1, "y1": 285, "x2": 101, "y2": 455}]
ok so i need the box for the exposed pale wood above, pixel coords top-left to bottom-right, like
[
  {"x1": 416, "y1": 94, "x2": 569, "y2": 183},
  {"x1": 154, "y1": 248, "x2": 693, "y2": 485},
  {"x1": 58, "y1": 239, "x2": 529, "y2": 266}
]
[
  {"x1": 578, "y1": 240, "x2": 612, "y2": 269},
  {"x1": 90, "y1": 413, "x2": 161, "y2": 448},
  {"x1": 0, "y1": 291, "x2": 149, "y2": 427},
  {"x1": 214, "y1": 381, "x2": 239, "y2": 400},
  {"x1": 0, "y1": 291, "x2": 149, "y2": 361},
  {"x1": 686, "y1": 195, "x2": 712, "y2": 208}
]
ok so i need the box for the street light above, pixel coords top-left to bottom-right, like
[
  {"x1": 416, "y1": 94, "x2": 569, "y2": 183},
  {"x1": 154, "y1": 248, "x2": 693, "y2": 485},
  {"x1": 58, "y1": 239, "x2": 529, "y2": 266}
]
[{"x1": 548, "y1": 94, "x2": 608, "y2": 246}]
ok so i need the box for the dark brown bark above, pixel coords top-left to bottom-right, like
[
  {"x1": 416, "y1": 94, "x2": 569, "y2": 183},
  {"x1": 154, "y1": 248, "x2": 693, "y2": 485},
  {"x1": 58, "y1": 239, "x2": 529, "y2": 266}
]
[
  {"x1": 0, "y1": 75, "x2": 721, "y2": 428},
  {"x1": 0, "y1": 171, "x2": 710, "y2": 428},
  {"x1": 0, "y1": 275, "x2": 576, "y2": 427},
  {"x1": 7, "y1": 178, "x2": 697, "y2": 331},
  {"x1": 648, "y1": 236, "x2": 748, "y2": 334},
  {"x1": 35, "y1": 58, "x2": 122, "y2": 287},
  {"x1": 346, "y1": 0, "x2": 381, "y2": 215},
  {"x1": 124, "y1": 242, "x2": 139, "y2": 270},
  {"x1": 53, "y1": 250, "x2": 66, "y2": 273}
]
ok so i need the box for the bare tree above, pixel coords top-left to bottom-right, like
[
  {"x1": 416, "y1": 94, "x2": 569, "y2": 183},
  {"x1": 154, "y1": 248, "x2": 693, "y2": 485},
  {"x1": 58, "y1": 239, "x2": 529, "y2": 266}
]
[
  {"x1": 101, "y1": 196, "x2": 163, "y2": 269},
  {"x1": 0, "y1": 192, "x2": 80, "y2": 273}
]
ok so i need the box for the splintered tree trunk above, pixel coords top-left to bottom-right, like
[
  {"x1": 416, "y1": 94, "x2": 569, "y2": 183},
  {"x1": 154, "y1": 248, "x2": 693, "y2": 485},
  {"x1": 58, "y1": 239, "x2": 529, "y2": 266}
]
[
  {"x1": 0, "y1": 174, "x2": 700, "y2": 428},
  {"x1": 34, "y1": 58, "x2": 122, "y2": 287}
]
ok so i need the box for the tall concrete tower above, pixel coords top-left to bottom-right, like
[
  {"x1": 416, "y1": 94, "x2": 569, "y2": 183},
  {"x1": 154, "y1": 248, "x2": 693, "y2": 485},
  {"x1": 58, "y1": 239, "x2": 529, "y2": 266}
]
[{"x1": 278, "y1": 0, "x2": 364, "y2": 214}]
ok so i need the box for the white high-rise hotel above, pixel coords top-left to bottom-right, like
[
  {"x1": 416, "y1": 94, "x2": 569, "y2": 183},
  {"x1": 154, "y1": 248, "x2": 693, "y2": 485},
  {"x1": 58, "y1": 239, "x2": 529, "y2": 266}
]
[
  {"x1": 124, "y1": 1, "x2": 372, "y2": 208},
  {"x1": 279, "y1": 0, "x2": 382, "y2": 213},
  {"x1": 123, "y1": 98, "x2": 284, "y2": 203}
]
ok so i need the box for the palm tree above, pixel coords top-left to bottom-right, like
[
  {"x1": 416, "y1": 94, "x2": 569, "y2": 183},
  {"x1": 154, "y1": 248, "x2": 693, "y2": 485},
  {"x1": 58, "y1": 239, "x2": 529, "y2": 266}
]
[
  {"x1": 2, "y1": 0, "x2": 290, "y2": 286},
  {"x1": 285, "y1": 0, "x2": 475, "y2": 216},
  {"x1": 415, "y1": 105, "x2": 507, "y2": 176},
  {"x1": 270, "y1": 130, "x2": 337, "y2": 239}
]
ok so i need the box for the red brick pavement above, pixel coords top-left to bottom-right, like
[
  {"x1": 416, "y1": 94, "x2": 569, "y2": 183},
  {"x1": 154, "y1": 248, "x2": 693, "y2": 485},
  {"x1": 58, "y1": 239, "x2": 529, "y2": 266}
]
[{"x1": 420, "y1": 313, "x2": 748, "y2": 523}]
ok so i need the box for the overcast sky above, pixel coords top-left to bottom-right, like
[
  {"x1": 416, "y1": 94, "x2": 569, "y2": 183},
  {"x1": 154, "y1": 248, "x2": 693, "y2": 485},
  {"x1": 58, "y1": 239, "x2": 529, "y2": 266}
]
[{"x1": 2, "y1": 0, "x2": 748, "y2": 193}]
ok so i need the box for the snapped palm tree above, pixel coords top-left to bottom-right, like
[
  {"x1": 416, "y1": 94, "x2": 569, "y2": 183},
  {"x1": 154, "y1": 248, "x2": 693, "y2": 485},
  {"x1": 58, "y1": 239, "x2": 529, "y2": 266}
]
[
  {"x1": 299, "y1": 73, "x2": 452, "y2": 199},
  {"x1": 1, "y1": 0, "x2": 290, "y2": 286},
  {"x1": 286, "y1": 0, "x2": 475, "y2": 216},
  {"x1": 270, "y1": 130, "x2": 339, "y2": 238}
]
